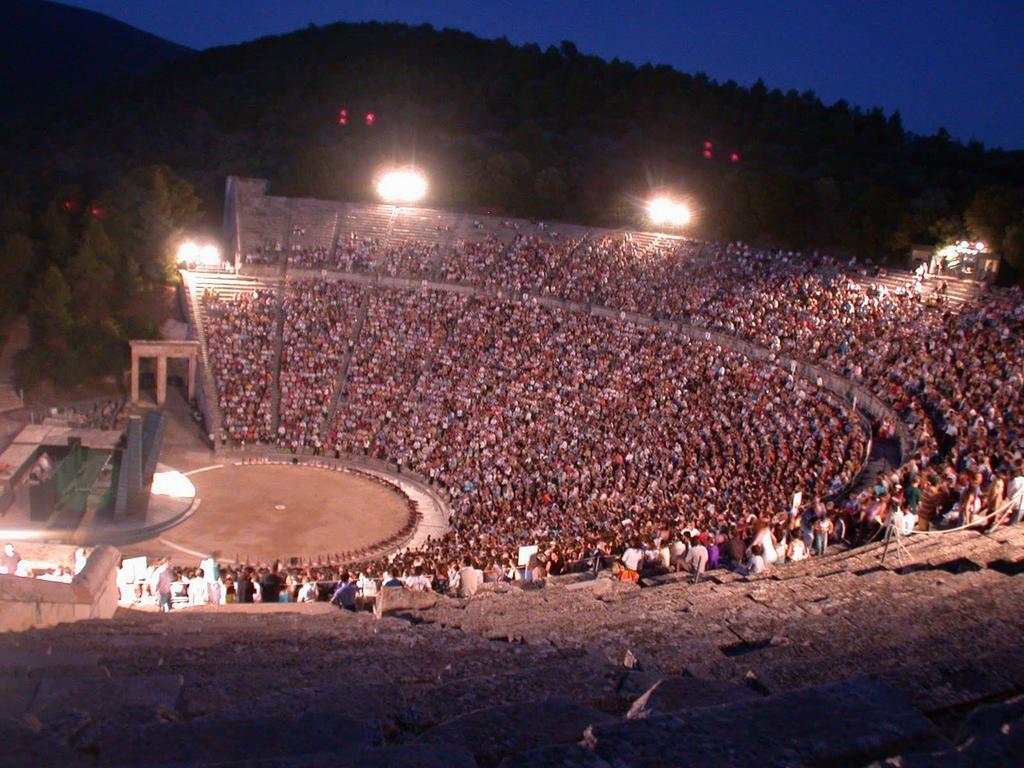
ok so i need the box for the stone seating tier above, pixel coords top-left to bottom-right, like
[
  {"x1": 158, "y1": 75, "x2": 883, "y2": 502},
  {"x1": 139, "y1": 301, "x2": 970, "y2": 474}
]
[{"x1": 2, "y1": 524, "x2": 1022, "y2": 766}]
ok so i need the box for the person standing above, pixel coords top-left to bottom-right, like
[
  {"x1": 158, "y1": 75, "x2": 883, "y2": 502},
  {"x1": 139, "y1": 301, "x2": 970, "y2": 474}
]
[
  {"x1": 188, "y1": 569, "x2": 210, "y2": 606},
  {"x1": 1, "y1": 543, "x2": 21, "y2": 575},
  {"x1": 812, "y1": 514, "x2": 833, "y2": 557},
  {"x1": 260, "y1": 562, "x2": 285, "y2": 603},
  {"x1": 156, "y1": 561, "x2": 174, "y2": 612},
  {"x1": 236, "y1": 567, "x2": 256, "y2": 603}
]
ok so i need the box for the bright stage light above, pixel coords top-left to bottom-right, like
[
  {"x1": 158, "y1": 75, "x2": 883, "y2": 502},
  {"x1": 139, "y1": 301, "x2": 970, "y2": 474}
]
[
  {"x1": 376, "y1": 168, "x2": 428, "y2": 204},
  {"x1": 176, "y1": 240, "x2": 221, "y2": 267},
  {"x1": 647, "y1": 197, "x2": 691, "y2": 227},
  {"x1": 177, "y1": 242, "x2": 198, "y2": 264}
]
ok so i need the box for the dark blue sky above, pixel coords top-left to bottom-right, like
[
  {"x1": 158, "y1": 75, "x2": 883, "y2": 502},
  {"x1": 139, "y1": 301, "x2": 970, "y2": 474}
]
[{"x1": 64, "y1": 0, "x2": 1023, "y2": 150}]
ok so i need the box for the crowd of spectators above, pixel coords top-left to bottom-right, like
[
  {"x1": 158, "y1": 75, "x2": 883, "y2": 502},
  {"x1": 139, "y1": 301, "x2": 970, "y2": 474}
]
[
  {"x1": 277, "y1": 280, "x2": 361, "y2": 451},
  {"x1": 197, "y1": 227, "x2": 1024, "y2": 592},
  {"x1": 1, "y1": 543, "x2": 89, "y2": 582},
  {"x1": 38, "y1": 397, "x2": 129, "y2": 431},
  {"x1": 204, "y1": 288, "x2": 277, "y2": 444},
  {"x1": 329, "y1": 290, "x2": 467, "y2": 455}
]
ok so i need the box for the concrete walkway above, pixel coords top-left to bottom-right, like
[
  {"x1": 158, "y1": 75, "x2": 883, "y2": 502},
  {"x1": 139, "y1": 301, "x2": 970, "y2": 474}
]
[{"x1": 363, "y1": 468, "x2": 450, "y2": 550}]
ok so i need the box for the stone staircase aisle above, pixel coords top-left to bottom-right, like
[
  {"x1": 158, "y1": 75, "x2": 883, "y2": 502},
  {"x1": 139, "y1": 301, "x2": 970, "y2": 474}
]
[
  {"x1": 268, "y1": 281, "x2": 288, "y2": 435},
  {"x1": 322, "y1": 290, "x2": 371, "y2": 434}
]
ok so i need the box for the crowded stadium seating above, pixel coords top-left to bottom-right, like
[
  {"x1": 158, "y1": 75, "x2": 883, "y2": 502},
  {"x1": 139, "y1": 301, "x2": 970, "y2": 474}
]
[{"x1": 175, "y1": 184, "x2": 1024, "y2": 592}]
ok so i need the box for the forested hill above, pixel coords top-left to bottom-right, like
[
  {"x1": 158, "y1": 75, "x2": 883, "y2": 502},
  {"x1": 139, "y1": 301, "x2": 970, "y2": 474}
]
[
  {"x1": 0, "y1": 1, "x2": 192, "y2": 117},
  {"x1": 2, "y1": 19, "x2": 1022, "y2": 263}
]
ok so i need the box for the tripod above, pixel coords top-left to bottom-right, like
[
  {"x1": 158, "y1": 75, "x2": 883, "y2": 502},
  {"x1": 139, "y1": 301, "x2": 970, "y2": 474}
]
[{"x1": 880, "y1": 520, "x2": 909, "y2": 567}]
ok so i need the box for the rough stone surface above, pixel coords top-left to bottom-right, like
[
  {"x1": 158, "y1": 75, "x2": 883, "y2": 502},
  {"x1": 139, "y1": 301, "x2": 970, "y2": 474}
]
[
  {"x1": 497, "y1": 745, "x2": 612, "y2": 768},
  {"x1": 29, "y1": 674, "x2": 184, "y2": 725},
  {"x1": 1, "y1": 720, "x2": 92, "y2": 768},
  {"x1": 0, "y1": 678, "x2": 38, "y2": 720},
  {"x1": 96, "y1": 711, "x2": 382, "y2": 766},
  {"x1": 873, "y1": 695, "x2": 1024, "y2": 767},
  {"x1": 590, "y1": 678, "x2": 942, "y2": 767},
  {"x1": 197, "y1": 742, "x2": 479, "y2": 768},
  {"x1": 626, "y1": 676, "x2": 761, "y2": 719},
  {"x1": 418, "y1": 700, "x2": 615, "y2": 766},
  {"x1": 0, "y1": 526, "x2": 1020, "y2": 766},
  {"x1": 374, "y1": 586, "x2": 439, "y2": 618}
]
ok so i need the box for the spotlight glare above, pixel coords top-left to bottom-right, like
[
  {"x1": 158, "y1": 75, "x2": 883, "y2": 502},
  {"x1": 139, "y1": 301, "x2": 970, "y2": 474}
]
[
  {"x1": 376, "y1": 168, "x2": 428, "y2": 204},
  {"x1": 177, "y1": 240, "x2": 221, "y2": 266},
  {"x1": 647, "y1": 197, "x2": 692, "y2": 227}
]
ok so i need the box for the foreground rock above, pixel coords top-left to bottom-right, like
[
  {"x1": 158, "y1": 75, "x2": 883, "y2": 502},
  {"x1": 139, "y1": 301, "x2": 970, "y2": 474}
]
[
  {"x1": 374, "y1": 586, "x2": 439, "y2": 619},
  {"x1": 590, "y1": 678, "x2": 942, "y2": 767},
  {"x1": 625, "y1": 676, "x2": 761, "y2": 719},
  {"x1": 418, "y1": 700, "x2": 615, "y2": 766}
]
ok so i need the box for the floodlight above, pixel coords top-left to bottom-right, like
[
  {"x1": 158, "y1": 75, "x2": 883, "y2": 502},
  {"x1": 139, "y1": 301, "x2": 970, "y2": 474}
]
[
  {"x1": 647, "y1": 197, "x2": 692, "y2": 227},
  {"x1": 199, "y1": 244, "x2": 221, "y2": 266},
  {"x1": 176, "y1": 241, "x2": 199, "y2": 264},
  {"x1": 376, "y1": 168, "x2": 428, "y2": 204},
  {"x1": 177, "y1": 240, "x2": 221, "y2": 267}
]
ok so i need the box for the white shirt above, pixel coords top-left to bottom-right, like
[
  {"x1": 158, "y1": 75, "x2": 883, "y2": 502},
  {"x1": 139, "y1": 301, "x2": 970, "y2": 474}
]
[
  {"x1": 685, "y1": 545, "x2": 709, "y2": 572},
  {"x1": 1008, "y1": 475, "x2": 1024, "y2": 511},
  {"x1": 457, "y1": 566, "x2": 482, "y2": 598},
  {"x1": 621, "y1": 548, "x2": 643, "y2": 571},
  {"x1": 188, "y1": 577, "x2": 209, "y2": 605},
  {"x1": 405, "y1": 574, "x2": 432, "y2": 592}
]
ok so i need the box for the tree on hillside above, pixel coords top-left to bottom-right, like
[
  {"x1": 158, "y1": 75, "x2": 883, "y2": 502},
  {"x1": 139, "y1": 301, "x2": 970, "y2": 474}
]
[
  {"x1": 65, "y1": 223, "x2": 115, "y2": 320},
  {"x1": 1, "y1": 21, "x2": 1021, "y2": 266},
  {"x1": 965, "y1": 186, "x2": 1024, "y2": 268},
  {"x1": 28, "y1": 265, "x2": 73, "y2": 334},
  {"x1": 0, "y1": 233, "x2": 36, "y2": 314},
  {"x1": 15, "y1": 166, "x2": 202, "y2": 389},
  {"x1": 103, "y1": 166, "x2": 202, "y2": 287}
]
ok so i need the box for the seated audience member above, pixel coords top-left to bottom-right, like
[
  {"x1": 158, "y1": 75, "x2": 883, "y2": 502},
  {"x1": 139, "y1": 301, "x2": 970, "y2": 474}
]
[{"x1": 330, "y1": 572, "x2": 359, "y2": 611}]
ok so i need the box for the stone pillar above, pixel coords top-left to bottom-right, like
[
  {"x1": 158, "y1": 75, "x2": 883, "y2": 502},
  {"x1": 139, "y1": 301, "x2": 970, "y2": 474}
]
[
  {"x1": 130, "y1": 353, "x2": 140, "y2": 403},
  {"x1": 114, "y1": 415, "x2": 145, "y2": 519},
  {"x1": 156, "y1": 355, "x2": 167, "y2": 405},
  {"x1": 186, "y1": 354, "x2": 196, "y2": 401}
]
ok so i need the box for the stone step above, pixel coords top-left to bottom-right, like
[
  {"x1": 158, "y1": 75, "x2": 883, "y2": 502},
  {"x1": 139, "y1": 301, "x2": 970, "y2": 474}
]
[
  {"x1": 92, "y1": 709, "x2": 382, "y2": 766},
  {"x1": 418, "y1": 700, "x2": 615, "y2": 767},
  {"x1": 499, "y1": 678, "x2": 944, "y2": 768}
]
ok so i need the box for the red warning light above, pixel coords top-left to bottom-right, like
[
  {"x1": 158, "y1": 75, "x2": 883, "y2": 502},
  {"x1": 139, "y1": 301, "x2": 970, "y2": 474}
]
[
  {"x1": 89, "y1": 207, "x2": 105, "y2": 218},
  {"x1": 703, "y1": 140, "x2": 713, "y2": 150},
  {"x1": 63, "y1": 200, "x2": 78, "y2": 213},
  {"x1": 364, "y1": 112, "x2": 375, "y2": 126},
  {"x1": 703, "y1": 149, "x2": 713, "y2": 159},
  {"x1": 730, "y1": 152, "x2": 740, "y2": 163},
  {"x1": 338, "y1": 108, "x2": 348, "y2": 125}
]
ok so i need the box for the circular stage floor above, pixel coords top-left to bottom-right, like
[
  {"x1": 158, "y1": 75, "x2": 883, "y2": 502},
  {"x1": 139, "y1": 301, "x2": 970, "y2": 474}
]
[{"x1": 161, "y1": 463, "x2": 410, "y2": 564}]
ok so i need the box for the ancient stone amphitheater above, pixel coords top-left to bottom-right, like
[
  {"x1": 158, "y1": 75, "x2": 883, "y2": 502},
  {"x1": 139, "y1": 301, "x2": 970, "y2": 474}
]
[
  {"x1": 3, "y1": 524, "x2": 1023, "y2": 766},
  {"x1": 4, "y1": 181, "x2": 1023, "y2": 766}
]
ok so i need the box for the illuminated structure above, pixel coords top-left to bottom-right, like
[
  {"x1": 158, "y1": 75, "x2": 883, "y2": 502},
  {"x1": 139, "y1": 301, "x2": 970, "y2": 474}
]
[
  {"x1": 176, "y1": 241, "x2": 222, "y2": 268},
  {"x1": 931, "y1": 240, "x2": 999, "y2": 279},
  {"x1": 376, "y1": 168, "x2": 428, "y2": 204},
  {"x1": 647, "y1": 196, "x2": 692, "y2": 228}
]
